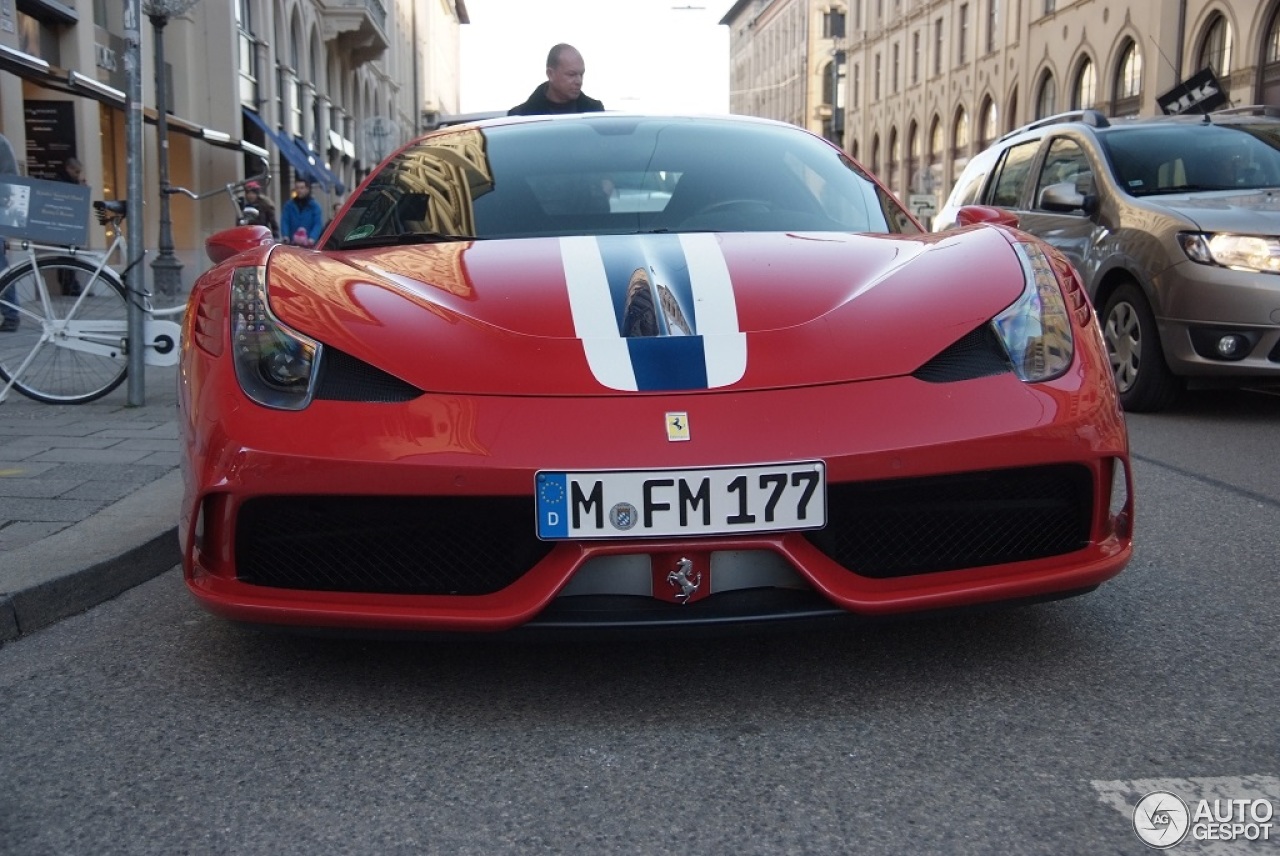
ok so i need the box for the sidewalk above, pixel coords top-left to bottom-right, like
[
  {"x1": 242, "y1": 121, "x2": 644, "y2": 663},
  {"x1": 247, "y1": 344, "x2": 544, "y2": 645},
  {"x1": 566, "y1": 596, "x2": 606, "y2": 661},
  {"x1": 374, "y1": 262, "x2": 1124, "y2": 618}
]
[{"x1": 0, "y1": 363, "x2": 182, "y2": 643}]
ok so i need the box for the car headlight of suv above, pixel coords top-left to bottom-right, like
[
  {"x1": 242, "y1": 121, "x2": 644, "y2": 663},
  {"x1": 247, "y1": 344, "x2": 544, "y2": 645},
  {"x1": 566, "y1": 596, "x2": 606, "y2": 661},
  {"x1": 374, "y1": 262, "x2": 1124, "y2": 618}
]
[
  {"x1": 230, "y1": 265, "x2": 321, "y2": 410},
  {"x1": 1177, "y1": 232, "x2": 1280, "y2": 273},
  {"x1": 991, "y1": 242, "x2": 1075, "y2": 383}
]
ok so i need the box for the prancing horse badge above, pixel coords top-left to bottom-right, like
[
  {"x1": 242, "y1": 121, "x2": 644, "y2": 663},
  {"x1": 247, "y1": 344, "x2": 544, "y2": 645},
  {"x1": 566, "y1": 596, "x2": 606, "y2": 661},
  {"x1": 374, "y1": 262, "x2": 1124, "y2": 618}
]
[{"x1": 666, "y1": 412, "x2": 690, "y2": 442}]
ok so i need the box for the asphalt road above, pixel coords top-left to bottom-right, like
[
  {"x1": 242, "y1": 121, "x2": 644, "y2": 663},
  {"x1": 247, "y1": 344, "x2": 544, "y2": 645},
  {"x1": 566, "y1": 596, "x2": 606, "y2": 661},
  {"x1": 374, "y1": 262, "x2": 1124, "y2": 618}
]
[{"x1": 2, "y1": 389, "x2": 1278, "y2": 856}]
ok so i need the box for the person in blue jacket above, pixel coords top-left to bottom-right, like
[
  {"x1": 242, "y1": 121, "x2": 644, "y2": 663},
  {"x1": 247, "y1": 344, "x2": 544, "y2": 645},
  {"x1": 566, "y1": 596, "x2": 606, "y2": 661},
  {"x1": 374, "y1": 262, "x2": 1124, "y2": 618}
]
[{"x1": 280, "y1": 178, "x2": 323, "y2": 246}]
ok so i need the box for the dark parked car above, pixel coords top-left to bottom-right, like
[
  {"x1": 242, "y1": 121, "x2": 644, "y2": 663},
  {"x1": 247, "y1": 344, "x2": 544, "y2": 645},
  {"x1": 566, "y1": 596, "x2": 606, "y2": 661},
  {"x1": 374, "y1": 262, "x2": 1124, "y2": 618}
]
[{"x1": 935, "y1": 106, "x2": 1280, "y2": 411}]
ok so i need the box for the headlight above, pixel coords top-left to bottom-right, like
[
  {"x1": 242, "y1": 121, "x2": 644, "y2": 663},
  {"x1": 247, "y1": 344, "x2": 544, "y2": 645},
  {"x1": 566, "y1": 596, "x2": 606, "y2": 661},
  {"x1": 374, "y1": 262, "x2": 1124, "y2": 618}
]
[
  {"x1": 230, "y1": 265, "x2": 321, "y2": 410},
  {"x1": 1177, "y1": 232, "x2": 1280, "y2": 273},
  {"x1": 991, "y1": 242, "x2": 1075, "y2": 382}
]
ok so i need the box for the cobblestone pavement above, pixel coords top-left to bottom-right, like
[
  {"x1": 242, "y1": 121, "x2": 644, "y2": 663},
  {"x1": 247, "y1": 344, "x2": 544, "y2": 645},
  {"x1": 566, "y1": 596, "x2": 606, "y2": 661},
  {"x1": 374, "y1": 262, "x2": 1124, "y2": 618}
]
[{"x1": 0, "y1": 363, "x2": 182, "y2": 642}]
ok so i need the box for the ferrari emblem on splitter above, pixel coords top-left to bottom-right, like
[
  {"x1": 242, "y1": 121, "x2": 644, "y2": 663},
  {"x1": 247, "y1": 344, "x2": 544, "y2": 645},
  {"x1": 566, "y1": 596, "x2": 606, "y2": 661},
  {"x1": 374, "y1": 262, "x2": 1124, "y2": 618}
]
[
  {"x1": 666, "y1": 412, "x2": 690, "y2": 442},
  {"x1": 666, "y1": 557, "x2": 701, "y2": 603}
]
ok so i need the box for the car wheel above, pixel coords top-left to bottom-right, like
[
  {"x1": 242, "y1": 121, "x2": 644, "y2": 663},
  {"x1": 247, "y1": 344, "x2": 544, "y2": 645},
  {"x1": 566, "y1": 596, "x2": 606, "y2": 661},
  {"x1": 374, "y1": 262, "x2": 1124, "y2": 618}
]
[{"x1": 1100, "y1": 282, "x2": 1181, "y2": 412}]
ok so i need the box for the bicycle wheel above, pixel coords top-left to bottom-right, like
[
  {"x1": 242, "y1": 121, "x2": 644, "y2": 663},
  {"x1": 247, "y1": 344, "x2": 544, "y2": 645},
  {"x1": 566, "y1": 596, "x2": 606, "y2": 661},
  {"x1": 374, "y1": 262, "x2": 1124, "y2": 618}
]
[{"x1": 0, "y1": 255, "x2": 130, "y2": 404}]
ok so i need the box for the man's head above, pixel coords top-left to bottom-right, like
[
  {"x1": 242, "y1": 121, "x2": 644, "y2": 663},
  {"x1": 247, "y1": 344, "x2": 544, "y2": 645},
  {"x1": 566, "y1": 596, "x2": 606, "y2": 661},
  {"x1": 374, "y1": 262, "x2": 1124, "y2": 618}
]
[
  {"x1": 244, "y1": 180, "x2": 261, "y2": 199},
  {"x1": 293, "y1": 178, "x2": 311, "y2": 199},
  {"x1": 64, "y1": 158, "x2": 83, "y2": 182},
  {"x1": 544, "y1": 43, "x2": 585, "y2": 104}
]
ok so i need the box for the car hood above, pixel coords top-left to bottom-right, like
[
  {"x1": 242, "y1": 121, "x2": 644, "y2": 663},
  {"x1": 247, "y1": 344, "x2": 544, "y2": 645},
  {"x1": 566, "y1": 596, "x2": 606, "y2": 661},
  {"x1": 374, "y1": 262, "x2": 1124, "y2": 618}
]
[
  {"x1": 1144, "y1": 188, "x2": 1280, "y2": 232},
  {"x1": 264, "y1": 228, "x2": 1026, "y2": 396}
]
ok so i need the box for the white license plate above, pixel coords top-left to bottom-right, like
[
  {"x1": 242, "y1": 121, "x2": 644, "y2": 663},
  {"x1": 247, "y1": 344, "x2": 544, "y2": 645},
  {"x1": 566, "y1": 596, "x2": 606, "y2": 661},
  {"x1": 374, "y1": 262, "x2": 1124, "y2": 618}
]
[{"x1": 535, "y1": 462, "x2": 826, "y2": 540}]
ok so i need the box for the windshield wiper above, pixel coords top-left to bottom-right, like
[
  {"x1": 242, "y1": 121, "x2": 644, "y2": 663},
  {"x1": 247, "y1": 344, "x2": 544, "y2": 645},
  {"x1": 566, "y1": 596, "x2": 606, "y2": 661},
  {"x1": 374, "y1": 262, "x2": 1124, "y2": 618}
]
[
  {"x1": 1132, "y1": 183, "x2": 1224, "y2": 196},
  {"x1": 338, "y1": 232, "x2": 474, "y2": 249}
]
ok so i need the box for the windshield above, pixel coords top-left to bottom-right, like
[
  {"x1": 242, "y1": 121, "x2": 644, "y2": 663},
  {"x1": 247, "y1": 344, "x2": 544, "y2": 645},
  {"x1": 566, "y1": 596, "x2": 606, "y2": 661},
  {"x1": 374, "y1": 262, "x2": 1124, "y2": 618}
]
[
  {"x1": 327, "y1": 116, "x2": 917, "y2": 248},
  {"x1": 1100, "y1": 122, "x2": 1280, "y2": 196}
]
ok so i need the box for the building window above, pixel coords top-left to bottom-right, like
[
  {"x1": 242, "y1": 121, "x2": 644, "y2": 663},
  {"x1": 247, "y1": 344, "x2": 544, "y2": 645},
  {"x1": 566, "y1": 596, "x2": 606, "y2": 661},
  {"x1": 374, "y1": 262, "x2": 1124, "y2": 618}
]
[
  {"x1": 892, "y1": 42, "x2": 900, "y2": 92},
  {"x1": 952, "y1": 107, "x2": 970, "y2": 178},
  {"x1": 986, "y1": 0, "x2": 998, "y2": 54},
  {"x1": 872, "y1": 134, "x2": 881, "y2": 175},
  {"x1": 1035, "y1": 71, "x2": 1056, "y2": 119},
  {"x1": 1044, "y1": 0, "x2": 1055, "y2": 13},
  {"x1": 875, "y1": 52, "x2": 882, "y2": 100},
  {"x1": 1112, "y1": 39, "x2": 1142, "y2": 116},
  {"x1": 952, "y1": 108, "x2": 969, "y2": 157},
  {"x1": 907, "y1": 121, "x2": 920, "y2": 192},
  {"x1": 852, "y1": 62, "x2": 861, "y2": 108},
  {"x1": 1198, "y1": 13, "x2": 1232, "y2": 77},
  {"x1": 1072, "y1": 56, "x2": 1096, "y2": 109},
  {"x1": 889, "y1": 126, "x2": 900, "y2": 191},
  {"x1": 933, "y1": 17, "x2": 943, "y2": 76},
  {"x1": 979, "y1": 97, "x2": 998, "y2": 147},
  {"x1": 958, "y1": 4, "x2": 969, "y2": 64},
  {"x1": 929, "y1": 116, "x2": 943, "y2": 171},
  {"x1": 824, "y1": 8, "x2": 847, "y2": 39},
  {"x1": 912, "y1": 30, "x2": 920, "y2": 84},
  {"x1": 236, "y1": 0, "x2": 257, "y2": 109},
  {"x1": 1264, "y1": 8, "x2": 1280, "y2": 106}
]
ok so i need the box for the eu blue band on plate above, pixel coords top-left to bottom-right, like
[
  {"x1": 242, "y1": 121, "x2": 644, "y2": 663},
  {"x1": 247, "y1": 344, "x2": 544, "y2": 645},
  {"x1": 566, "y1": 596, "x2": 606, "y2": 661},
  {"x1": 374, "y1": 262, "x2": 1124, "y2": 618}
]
[{"x1": 537, "y1": 472, "x2": 569, "y2": 538}]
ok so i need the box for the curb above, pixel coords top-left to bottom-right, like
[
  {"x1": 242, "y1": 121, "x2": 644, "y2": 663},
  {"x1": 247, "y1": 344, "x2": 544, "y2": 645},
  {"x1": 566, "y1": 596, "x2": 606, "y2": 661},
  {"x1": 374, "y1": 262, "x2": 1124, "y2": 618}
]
[{"x1": 0, "y1": 470, "x2": 183, "y2": 643}]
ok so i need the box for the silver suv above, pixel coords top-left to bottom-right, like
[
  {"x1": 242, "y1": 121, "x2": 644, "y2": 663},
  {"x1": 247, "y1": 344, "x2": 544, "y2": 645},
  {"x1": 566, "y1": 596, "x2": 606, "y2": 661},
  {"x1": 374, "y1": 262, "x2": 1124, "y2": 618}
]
[{"x1": 935, "y1": 107, "x2": 1280, "y2": 412}]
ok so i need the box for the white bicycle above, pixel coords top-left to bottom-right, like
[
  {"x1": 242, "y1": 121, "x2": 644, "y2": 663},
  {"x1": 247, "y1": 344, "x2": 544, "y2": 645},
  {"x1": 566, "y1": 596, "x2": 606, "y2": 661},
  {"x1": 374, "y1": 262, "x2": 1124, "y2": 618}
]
[
  {"x1": 0, "y1": 199, "x2": 181, "y2": 404},
  {"x1": 0, "y1": 171, "x2": 269, "y2": 404}
]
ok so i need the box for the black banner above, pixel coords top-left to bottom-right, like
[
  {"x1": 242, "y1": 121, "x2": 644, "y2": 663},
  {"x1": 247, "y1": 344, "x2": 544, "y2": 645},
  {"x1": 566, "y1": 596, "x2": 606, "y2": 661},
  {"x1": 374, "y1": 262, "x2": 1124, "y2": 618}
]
[{"x1": 1157, "y1": 68, "x2": 1228, "y2": 115}]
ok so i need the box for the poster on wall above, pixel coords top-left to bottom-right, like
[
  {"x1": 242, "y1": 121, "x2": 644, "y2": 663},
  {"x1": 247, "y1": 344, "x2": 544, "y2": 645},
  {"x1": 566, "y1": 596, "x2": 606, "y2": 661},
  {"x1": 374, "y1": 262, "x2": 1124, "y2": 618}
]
[{"x1": 23, "y1": 100, "x2": 78, "y2": 181}]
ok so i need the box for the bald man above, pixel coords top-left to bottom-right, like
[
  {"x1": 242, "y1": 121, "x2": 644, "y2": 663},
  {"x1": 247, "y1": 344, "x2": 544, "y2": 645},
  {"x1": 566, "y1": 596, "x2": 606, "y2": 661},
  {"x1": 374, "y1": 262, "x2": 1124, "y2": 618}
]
[{"x1": 508, "y1": 43, "x2": 605, "y2": 115}]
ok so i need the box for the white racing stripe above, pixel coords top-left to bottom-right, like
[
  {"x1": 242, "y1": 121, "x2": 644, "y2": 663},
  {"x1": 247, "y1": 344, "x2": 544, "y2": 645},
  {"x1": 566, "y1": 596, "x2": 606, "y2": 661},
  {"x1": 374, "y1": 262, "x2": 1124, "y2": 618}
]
[
  {"x1": 680, "y1": 232, "x2": 747, "y2": 387},
  {"x1": 560, "y1": 235, "x2": 638, "y2": 391}
]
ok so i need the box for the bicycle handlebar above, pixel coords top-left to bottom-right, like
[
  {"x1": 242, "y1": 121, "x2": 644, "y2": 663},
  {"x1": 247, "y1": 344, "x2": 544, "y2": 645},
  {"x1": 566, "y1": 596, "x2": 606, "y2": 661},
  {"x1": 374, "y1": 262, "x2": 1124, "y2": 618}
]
[{"x1": 166, "y1": 151, "x2": 272, "y2": 203}]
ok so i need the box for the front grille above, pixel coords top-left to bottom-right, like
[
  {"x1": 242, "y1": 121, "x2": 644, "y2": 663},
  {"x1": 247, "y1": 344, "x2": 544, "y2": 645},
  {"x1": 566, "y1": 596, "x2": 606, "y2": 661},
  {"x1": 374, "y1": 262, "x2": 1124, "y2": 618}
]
[
  {"x1": 806, "y1": 465, "x2": 1093, "y2": 578},
  {"x1": 236, "y1": 496, "x2": 553, "y2": 594}
]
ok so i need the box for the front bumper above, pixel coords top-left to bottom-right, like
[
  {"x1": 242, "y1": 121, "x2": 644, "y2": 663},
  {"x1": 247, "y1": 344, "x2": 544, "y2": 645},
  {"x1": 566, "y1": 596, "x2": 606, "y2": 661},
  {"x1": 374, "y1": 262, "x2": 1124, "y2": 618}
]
[
  {"x1": 1156, "y1": 259, "x2": 1280, "y2": 379},
  {"x1": 180, "y1": 362, "x2": 1132, "y2": 632}
]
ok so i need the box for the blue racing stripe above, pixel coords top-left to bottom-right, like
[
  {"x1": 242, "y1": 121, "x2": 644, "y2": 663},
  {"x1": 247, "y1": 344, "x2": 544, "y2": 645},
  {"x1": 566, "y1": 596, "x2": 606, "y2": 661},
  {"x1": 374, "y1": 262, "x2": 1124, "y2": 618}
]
[{"x1": 627, "y1": 336, "x2": 709, "y2": 391}]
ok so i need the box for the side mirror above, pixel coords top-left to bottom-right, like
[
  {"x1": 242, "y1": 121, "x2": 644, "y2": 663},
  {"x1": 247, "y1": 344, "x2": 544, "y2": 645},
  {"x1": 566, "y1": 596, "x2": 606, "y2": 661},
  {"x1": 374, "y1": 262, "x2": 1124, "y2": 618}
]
[
  {"x1": 955, "y1": 205, "x2": 1019, "y2": 228},
  {"x1": 1039, "y1": 182, "x2": 1097, "y2": 214},
  {"x1": 205, "y1": 224, "x2": 274, "y2": 264}
]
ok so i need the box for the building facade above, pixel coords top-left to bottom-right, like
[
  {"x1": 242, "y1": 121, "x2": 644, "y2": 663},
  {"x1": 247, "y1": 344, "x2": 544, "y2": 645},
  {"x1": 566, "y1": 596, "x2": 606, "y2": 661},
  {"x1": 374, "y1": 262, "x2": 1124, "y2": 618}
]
[
  {"x1": 0, "y1": 0, "x2": 467, "y2": 287},
  {"x1": 724, "y1": 0, "x2": 1280, "y2": 221}
]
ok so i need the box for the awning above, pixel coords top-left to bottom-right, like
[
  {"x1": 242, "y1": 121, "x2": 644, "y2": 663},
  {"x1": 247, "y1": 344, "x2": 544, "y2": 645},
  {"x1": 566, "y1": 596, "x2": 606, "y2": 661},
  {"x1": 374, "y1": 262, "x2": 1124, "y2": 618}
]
[
  {"x1": 241, "y1": 107, "x2": 328, "y2": 188},
  {"x1": 0, "y1": 44, "x2": 267, "y2": 159},
  {"x1": 293, "y1": 135, "x2": 345, "y2": 195}
]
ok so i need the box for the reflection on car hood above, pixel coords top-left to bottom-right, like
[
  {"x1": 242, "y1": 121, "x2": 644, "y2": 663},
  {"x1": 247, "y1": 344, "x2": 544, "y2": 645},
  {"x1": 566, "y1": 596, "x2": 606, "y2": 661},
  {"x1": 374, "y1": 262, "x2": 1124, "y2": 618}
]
[
  {"x1": 1146, "y1": 189, "x2": 1280, "y2": 232},
  {"x1": 264, "y1": 228, "x2": 1026, "y2": 396}
]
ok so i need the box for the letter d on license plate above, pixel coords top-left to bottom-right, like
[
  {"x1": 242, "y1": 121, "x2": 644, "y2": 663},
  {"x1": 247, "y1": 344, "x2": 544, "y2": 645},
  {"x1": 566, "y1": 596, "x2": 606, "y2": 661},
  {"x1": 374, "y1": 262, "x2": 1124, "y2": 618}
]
[{"x1": 535, "y1": 461, "x2": 825, "y2": 540}]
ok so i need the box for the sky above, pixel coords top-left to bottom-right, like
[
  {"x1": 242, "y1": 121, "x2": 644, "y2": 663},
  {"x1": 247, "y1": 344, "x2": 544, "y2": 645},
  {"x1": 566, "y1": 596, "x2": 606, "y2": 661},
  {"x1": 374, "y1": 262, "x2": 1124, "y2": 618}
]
[{"x1": 459, "y1": 0, "x2": 731, "y2": 116}]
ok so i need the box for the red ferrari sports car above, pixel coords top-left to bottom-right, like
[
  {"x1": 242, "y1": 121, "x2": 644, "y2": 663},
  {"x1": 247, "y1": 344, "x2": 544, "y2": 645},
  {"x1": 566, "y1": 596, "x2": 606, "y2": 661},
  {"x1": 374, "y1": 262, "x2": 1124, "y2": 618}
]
[{"x1": 179, "y1": 113, "x2": 1132, "y2": 633}]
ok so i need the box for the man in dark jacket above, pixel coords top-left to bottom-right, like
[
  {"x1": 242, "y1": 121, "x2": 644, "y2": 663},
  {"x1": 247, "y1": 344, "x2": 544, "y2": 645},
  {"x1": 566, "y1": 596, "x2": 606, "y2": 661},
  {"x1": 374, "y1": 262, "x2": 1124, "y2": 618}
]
[{"x1": 509, "y1": 44, "x2": 605, "y2": 116}]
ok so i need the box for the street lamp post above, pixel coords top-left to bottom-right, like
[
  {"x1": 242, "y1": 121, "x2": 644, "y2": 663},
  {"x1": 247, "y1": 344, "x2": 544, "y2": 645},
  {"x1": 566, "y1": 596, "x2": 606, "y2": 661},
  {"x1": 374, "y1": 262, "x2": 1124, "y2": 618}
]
[{"x1": 143, "y1": 0, "x2": 200, "y2": 297}]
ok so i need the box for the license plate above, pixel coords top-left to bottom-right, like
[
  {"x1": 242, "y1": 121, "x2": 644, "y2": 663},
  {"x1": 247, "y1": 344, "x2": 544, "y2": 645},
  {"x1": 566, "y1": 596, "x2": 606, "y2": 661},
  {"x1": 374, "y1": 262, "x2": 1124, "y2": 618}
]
[{"x1": 535, "y1": 461, "x2": 826, "y2": 540}]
